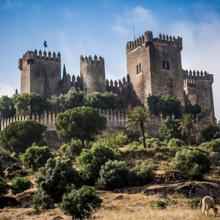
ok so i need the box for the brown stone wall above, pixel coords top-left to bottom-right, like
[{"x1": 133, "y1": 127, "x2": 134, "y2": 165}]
[{"x1": 80, "y1": 55, "x2": 106, "y2": 94}]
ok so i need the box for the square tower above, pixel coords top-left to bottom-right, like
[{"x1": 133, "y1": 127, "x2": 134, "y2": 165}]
[
  {"x1": 19, "y1": 50, "x2": 61, "y2": 99},
  {"x1": 126, "y1": 31, "x2": 185, "y2": 106}
]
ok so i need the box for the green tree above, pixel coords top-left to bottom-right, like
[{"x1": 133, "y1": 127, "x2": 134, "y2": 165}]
[
  {"x1": 159, "y1": 117, "x2": 181, "y2": 140},
  {"x1": 126, "y1": 106, "x2": 150, "y2": 148},
  {"x1": 12, "y1": 93, "x2": 44, "y2": 115},
  {"x1": 0, "y1": 96, "x2": 16, "y2": 119},
  {"x1": 179, "y1": 114, "x2": 195, "y2": 145},
  {"x1": 55, "y1": 107, "x2": 106, "y2": 146},
  {"x1": 85, "y1": 92, "x2": 124, "y2": 109},
  {"x1": 185, "y1": 101, "x2": 201, "y2": 116},
  {"x1": 0, "y1": 121, "x2": 46, "y2": 153}
]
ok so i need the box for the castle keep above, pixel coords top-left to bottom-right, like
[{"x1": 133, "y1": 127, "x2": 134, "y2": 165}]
[{"x1": 19, "y1": 31, "x2": 215, "y2": 122}]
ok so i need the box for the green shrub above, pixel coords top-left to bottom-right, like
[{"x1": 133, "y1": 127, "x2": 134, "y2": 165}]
[
  {"x1": 37, "y1": 158, "x2": 81, "y2": 202},
  {"x1": 200, "y1": 125, "x2": 220, "y2": 142},
  {"x1": 168, "y1": 138, "x2": 185, "y2": 149},
  {"x1": 33, "y1": 188, "x2": 54, "y2": 210},
  {"x1": 170, "y1": 149, "x2": 210, "y2": 179},
  {"x1": 11, "y1": 177, "x2": 32, "y2": 194},
  {"x1": 98, "y1": 160, "x2": 128, "y2": 189},
  {"x1": 59, "y1": 139, "x2": 83, "y2": 159},
  {"x1": 188, "y1": 197, "x2": 201, "y2": 209},
  {"x1": 199, "y1": 139, "x2": 220, "y2": 152},
  {"x1": 128, "y1": 161, "x2": 155, "y2": 186},
  {"x1": 60, "y1": 185, "x2": 102, "y2": 220},
  {"x1": 0, "y1": 177, "x2": 8, "y2": 197},
  {"x1": 0, "y1": 121, "x2": 46, "y2": 153},
  {"x1": 21, "y1": 145, "x2": 52, "y2": 171},
  {"x1": 55, "y1": 107, "x2": 106, "y2": 145},
  {"x1": 150, "y1": 199, "x2": 168, "y2": 209},
  {"x1": 77, "y1": 145, "x2": 118, "y2": 184},
  {"x1": 144, "y1": 138, "x2": 161, "y2": 148},
  {"x1": 114, "y1": 133, "x2": 129, "y2": 147}
]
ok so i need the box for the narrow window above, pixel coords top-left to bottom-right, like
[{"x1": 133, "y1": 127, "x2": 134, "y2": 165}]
[
  {"x1": 166, "y1": 61, "x2": 170, "y2": 70},
  {"x1": 162, "y1": 60, "x2": 166, "y2": 69},
  {"x1": 136, "y1": 63, "x2": 142, "y2": 74}
]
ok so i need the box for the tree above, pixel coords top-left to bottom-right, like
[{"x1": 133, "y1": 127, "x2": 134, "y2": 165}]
[
  {"x1": 185, "y1": 101, "x2": 201, "y2": 116},
  {"x1": 159, "y1": 117, "x2": 181, "y2": 140},
  {"x1": 85, "y1": 92, "x2": 124, "y2": 109},
  {"x1": 126, "y1": 106, "x2": 150, "y2": 148},
  {"x1": 55, "y1": 107, "x2": 106, "y2": 146},
  {"x1": 0, "y1": 96, "x2": 16, "y2": 119},
  {"x1": 12, "y1": 93, "x2": 45, "y2": 115},
  {"x1": 179, "y1": 114, "x2": 195, "y2": 145},
  {"x1": 0, "y1": 121, "x2": 46, "y2": 153}
]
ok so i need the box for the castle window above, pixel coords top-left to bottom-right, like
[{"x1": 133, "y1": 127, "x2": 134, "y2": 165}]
[
  {"x1": 162, "y1": 60, "x2": 170, "y2": 70},
  {"x1": 136, "y1": 63, "x2": 142, "y2": 74}
]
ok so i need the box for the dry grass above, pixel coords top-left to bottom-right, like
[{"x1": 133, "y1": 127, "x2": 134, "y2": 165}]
[{"x1": 0, "y1": 191, "x2": 219, "y2": 220}]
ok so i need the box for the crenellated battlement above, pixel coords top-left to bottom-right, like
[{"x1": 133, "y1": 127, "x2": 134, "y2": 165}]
[
  {"x1": 19, "y1": 50, "x2": 61, "y2": 70},
  {"x1": 80, "y1": 55, "x2": 104, "y2": 65},
  {"x1": 126, "y1": 30, "x2": 182, "y2": 53},
  {"x1": 106, "y1": 74, "x2": 130, "y2": 89},
  {"x1": 183, "y1": 69, "x2": 214, "y2": 83}
]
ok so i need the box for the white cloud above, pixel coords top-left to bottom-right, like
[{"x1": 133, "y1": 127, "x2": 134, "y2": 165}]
[
  {"x1": 0, "y1": 82, "x2": 15, "y2": 96},
  {"x1": 112, "y1": 6, "x2": 158, "y2": 36}
]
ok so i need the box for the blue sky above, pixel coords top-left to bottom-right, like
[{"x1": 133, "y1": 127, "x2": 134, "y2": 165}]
[{"x1": 0, "y1": 0, "x2": 220, "y2": 118}]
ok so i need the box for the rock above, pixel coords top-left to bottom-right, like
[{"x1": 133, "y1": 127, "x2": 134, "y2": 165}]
[
  {"x1": 114, "y1": 194, "x2": 123, "y2": 200},
  {"x1": 209, "y1": 152, "x2": 220, "y2": 165},
  {"x1": 16, "y1": 191, "x2": 35, "y2": 208},
  {"x1": 52, "y1": 217, "x2": 64, "y2": 220},
  {"x1": 156, "y1": 171, "x2": 188, "y2": 184}
]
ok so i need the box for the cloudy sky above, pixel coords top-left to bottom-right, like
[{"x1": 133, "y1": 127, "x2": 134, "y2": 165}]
[{"x1": 0, "y1": 0, "x2": 219, "y2": 119}]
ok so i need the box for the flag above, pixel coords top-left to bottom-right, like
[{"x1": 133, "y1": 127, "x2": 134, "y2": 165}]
[{"x1": 43, "y1": 41, "x2": 47, "y2": 48}]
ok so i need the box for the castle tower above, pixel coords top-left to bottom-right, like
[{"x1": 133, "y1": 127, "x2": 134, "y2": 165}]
[
  {"x1": 19, "y1": 50, "x2": 61, "y2": 99},
  {"x1": 80, "y1": 55, "x2": 106, "y2": 93},
  {"x1": 183, "y1": 70, "x2": 215, "y2": 123},
  {"x1": 126, "y1": 31, "x2": 185, "y2": 106}
]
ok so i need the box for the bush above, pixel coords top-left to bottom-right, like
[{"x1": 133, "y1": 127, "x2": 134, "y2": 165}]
[
  {"x1": 60, "y1": 185, "x2": 102, "y2": 220},
  {"x1": 200, "y1": 125, "x2": 220, "y2": 142},
  {"x1": 0, "y1": 121, "x2": 46, "y2": 153},
  {"x1": 168, "y1": 138, "x2": 185, "y2": 149},
  {"x1": 33, "y1": 188, "x2": 54, "y2": 210},
  {"x1": 150, "y1": 199, "x2": 168, "y2": 209},
  {"x1": 128, "y1": 161, "x2": 155, "y2": 186},
  {"x1": 0, "y1": 177, "x2": 8, "y2": 197},
  {"x1": 170, "y1": 149, "x2": 210, "y2": 179},
  {"x1": 98, "y1": 160, "x2": 128, "y2": 189},
  {"x1": 21, "y1": 145, "x2": 52, "y2": 170},
  {"x1": 188, "y1": 197, "x2": 201, "y2": 209},
  {"x1": 77, "y1": 145, "x2": 118, "y2": 184},
  {"x1": 55, "y1": 107, "x2": 106, "y2": 145},
  {"x1": 59, "y1": 139, "x2": 83, "y2": 159},
  {"x1": 159, "y1": 118, "x2": 181, "y2": 140},
  {"x1": 36, "y1": 158, "x2": 81, "y2": 202},
  {"x1": 11, "y1": 177, "x2": 32, "y2": 194},
  {"x1": 145, "y1": 138, "x2": 161, "y2": 148},
  {"x1": 199, "y1": 138, "x2": 220, "y2": 152}
]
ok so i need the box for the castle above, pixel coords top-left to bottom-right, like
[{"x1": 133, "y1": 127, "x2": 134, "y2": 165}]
[{"x1": 19, "y1": 31, "x2": 215, "y2": 123}]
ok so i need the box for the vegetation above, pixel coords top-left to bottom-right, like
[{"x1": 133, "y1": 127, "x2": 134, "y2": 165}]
[
  {"x1": 36, "y1": 158, "x2": 80, "y2": 202},
  {"x1": 199, "y1": 138, "x2": 220, "y2": 152},
  {"x1": 127, "y1": 106, "x2": 150, "y2": 148},
  {"x1": 21, "y1": 145, "x2": 52, "y2": 170},
  {"x1": 60, "y1": 185, "x2": 102, "y2": 220},
  {"x1": 167, "y1": 138, "x2": 185, "y2": 149},
  {"x1": 200, "y1": 124, "x2": 220, "y2": 142},
  {"x1": 150, "y1": 199, "x2": 168, "y2": 209},
  {"x1": 179, "y1": 114, "x2": 195, "y2": 145},
  {"x1": 185, "y1": 101, "x2": 201, "y2": 116},
  {"x1": 170, "y1": 149, "x2": 210, "y2": 179},
  {"x1": 187, "y1": 197, "x2": 201, "y2": 209},
  {"x1": 159, "y1": 118, "x2": 181, "y2": 140},
  {"x1": 59, "y1": 139, "x2": 83, "y2": 159},
  {"x1": 11, "y1": 177, "x2": 32, "y2": 194},
  {"x1": 56, "y1": 107, "x2": 106, "y2": 146},
  {"x1": 0, "y1": 96, "x2": 16, "y2": 119},
  {"x1": 33, "y1": 188, "x2": 54, "y2": 210},
  {"x1": 85, "y1": 92, "x2": 124, "y2": 109},
  {"x1": 0, "y1": 121, "x2": 46, "y2": 153},
  {"x1": 147, "y1": 95, "x2": 181, "y2": 118},
  {"x1": 77, "y1": 145, "x2": 118, "y2": 184},
  {"x1": 98, "y1": 160, "x2": 128, "y2": 189},
  {"x1": 0, "y1": 177, "x2": 8, "y2": 197}
]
